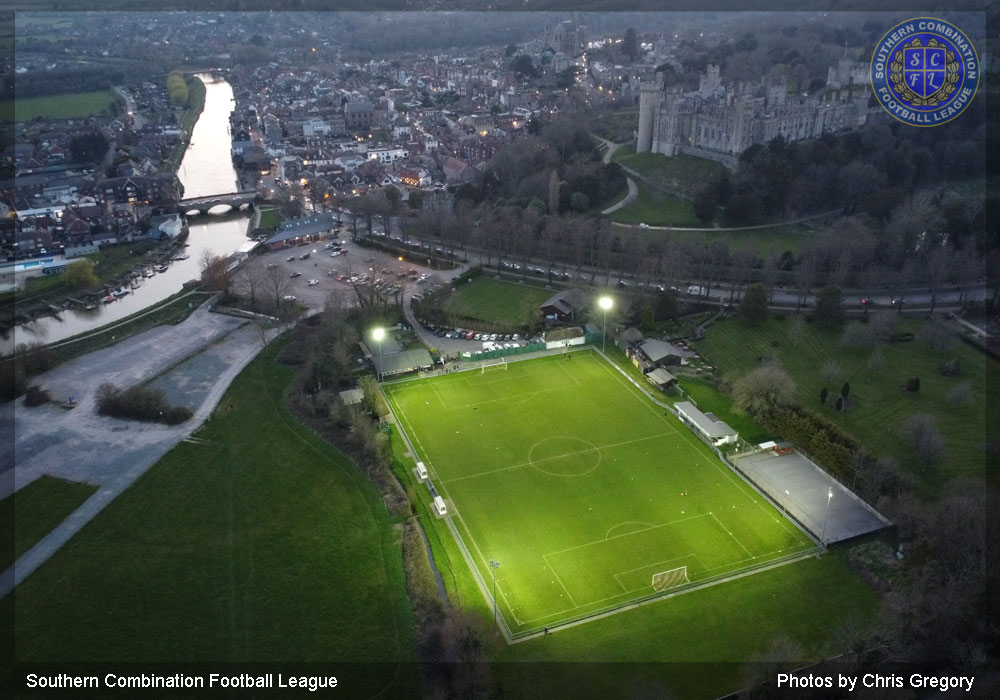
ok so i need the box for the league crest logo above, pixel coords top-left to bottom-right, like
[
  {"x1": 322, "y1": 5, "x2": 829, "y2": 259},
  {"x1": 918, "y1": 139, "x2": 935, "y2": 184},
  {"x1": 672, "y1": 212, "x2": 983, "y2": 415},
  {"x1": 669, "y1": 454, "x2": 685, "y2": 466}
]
[{"x1": 871, "y1": 18, "x2": 979, "y2": 126}]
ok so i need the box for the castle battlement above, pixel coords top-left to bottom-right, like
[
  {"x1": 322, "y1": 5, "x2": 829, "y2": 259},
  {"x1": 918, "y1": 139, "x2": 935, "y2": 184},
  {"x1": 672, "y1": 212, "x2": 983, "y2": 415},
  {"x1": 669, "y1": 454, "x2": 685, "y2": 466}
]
[{"x1": 637, "y1": 63, "x2": 869, "y2": 163}]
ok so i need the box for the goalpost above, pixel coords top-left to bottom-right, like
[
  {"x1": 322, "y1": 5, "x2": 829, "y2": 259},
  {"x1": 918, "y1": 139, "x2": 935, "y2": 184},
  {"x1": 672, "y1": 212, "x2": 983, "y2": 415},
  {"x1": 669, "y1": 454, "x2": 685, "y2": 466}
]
[
  {"x1": 651, "y1": 566, "x2": 690, "y2": 591},
  {"x1": 482, "y1": 357, "x2": 508, "y2": 374}
]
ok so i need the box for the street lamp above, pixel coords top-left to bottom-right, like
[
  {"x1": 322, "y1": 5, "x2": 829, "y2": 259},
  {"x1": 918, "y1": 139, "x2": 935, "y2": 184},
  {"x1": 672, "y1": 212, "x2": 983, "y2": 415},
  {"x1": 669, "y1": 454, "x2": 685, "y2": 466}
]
[
  {"x1": 820, "y1": 487, "x2": 833, "y2": 548},
  {"x1": 489, "y1": 559, "x2": 501, "y2": 625},
  {"x1": 598, "y1": 296, "x2": 613, "y2": 353},
  {"x1": 372, "y1": 327, "x2": 385, "y2": 382}
]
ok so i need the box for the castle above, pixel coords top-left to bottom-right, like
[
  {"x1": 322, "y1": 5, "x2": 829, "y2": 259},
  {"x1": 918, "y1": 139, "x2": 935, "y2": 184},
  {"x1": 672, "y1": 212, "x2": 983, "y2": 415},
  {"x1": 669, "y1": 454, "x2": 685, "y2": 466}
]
[{"x1": 636, "y1": 64, "x2": 870, "y2": 166}]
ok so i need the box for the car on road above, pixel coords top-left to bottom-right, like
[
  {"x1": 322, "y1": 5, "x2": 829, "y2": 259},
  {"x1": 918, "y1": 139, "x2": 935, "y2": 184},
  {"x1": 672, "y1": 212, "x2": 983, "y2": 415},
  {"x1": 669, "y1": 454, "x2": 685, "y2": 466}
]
[
  {"x1": 266, "y1": 263, "x2": 277, "y2": 269},
  {"x1": 300, "y1": 253, "x2": 310, "y2": 260},
  {"x1": 290, "y1": 271, "x2": 302, "y2": 278},
  {"x1": 282, "y1": 295, "x2": 296, "y2": 302},
  {"x1": 286, "y1": 256, "x2": 296, "y2": 262},
  {"x1": 307, "y1": 279, "x2": 319, "y2": 286},
  {"x1": 639, "y1": 223, "x2": 650, "y2": 229}
]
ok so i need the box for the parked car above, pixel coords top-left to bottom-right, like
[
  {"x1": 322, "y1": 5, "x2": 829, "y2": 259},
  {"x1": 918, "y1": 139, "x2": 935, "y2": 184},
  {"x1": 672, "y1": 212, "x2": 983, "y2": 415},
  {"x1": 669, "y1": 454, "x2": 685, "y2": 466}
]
[
  {"x1": 287, "y1": 256, "x2": 296, "y2": 262},
  {"x1": 307, "y1": 279, "x2": 319, "y2": 286},
  {"x1": 290, "y1": 271, "x2": 302, "y2": 278},
  {"x1": 282, "y1": 295, "x2": 296, "y2": 302},
  {"x1": 300, "y1": 253, "x2": 310, "y2": 260}
]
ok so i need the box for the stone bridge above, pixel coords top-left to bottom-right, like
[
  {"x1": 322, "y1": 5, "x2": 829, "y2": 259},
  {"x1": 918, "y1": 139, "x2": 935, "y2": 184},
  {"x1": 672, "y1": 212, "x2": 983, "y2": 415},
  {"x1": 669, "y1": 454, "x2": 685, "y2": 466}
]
[{"x1": 177, "y1": 190, "x2": 258, "y2": 215}]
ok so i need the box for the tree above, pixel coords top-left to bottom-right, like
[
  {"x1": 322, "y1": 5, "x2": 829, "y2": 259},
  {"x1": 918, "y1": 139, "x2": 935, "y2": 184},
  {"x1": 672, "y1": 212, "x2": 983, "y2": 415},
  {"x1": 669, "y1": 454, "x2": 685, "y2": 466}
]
[
  {"x1": 898, "y1": 413, "x2": 945, "y2": 471},
  {"x1": 787, "y1": 315, "x2": 805, "y2": 346},
  {"x1": 820, "y1": 386, "x2": 828, "y2": 405},
  {"x1": 569, "y1": 191, "x2": 589, "y2": 213},
  {"x1": 510, "y1": 54, "x2": 537, "y2": 78},
  {"x1": 692, "y1": 183, "x2": 719, "y2": 224},
  {"x1": 947, "y1": 381, "x2": 973, "y2": 406},
  {"x1": 865, "y1": 347, "x2": 885, "y2": 376},
  {"x1": 62, "y1": 259, "x2": 99, "y2": 289},
  {"x1": 738, "y1": 282, "x2": 768, "y2": 323},
  {"x1": 234, "y1": 257, "x2": 267, "y2": 306},
  {"x1": 199, "y1": 249, "x2": 230, "y2": 293},
  {"x1": 841, "y1": 382, "x2": 850, "y2": 399},
  {"x1": 263, "y1": 264, "x2": 293, "y2": 309},
  {"x1": 821, "y1": 361, "x2": 842, "y2": 385},
  {"x1": 167, "y1": 70, "x2": 188, "y2": 107},
  {"x1": 69, "y1": 131, "x2": 109, "y2": 163},
  {"x1": 622, "y1": 28, "x2": 640, "y2": 60},
  {"x1": 731, "y1": 364, "x2": 796, "y2": 419},
  {"x1": 814, "y1": 285, "x2": 844, "y2": 325},
  {"x1": 841, "y1": 321, "x2": 875, "y2": 349},
  {"x1": 917, "y1": 319, "x2": 955, "y2": 353}
]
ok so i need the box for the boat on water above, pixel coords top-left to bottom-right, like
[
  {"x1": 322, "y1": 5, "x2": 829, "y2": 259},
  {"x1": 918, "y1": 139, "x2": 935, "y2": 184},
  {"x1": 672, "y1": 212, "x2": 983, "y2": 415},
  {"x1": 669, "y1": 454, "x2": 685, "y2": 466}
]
[
  {"x1": 114, "y1": 287, "x2": 130, "y2": 297},
  {"x1": 84, "y1": 304, "x2": 98, "y2": 311},
  {"x1": 156, "y1": 264, "x2": 169, "y2": 273},
  {"x1": 172, "y1": 254, "x2": 190, "y2": 261},
  {"x1": 102, "y1": 294, "x2": 116, "y2": 304},
  {"x1": 143, "y1": 269, "x2": 156, "y2": 278}
]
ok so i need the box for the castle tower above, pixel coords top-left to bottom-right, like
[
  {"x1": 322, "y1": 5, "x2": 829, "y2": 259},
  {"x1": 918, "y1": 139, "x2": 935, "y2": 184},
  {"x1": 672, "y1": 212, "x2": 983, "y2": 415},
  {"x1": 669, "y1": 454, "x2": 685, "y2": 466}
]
[{"x1": 636, "y1": 74, "x2": 662, "y2": 153}]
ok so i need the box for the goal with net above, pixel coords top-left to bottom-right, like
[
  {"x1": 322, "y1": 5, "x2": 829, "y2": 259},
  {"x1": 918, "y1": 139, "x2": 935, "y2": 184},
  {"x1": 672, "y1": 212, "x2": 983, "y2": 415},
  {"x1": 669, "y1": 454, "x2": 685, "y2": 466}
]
[
  {"x1": 651, "y1": 566, "x2": 690, "y2": 591},
  {"x1": 482, "y1": 357, "x2": 507, "y2": 374}
]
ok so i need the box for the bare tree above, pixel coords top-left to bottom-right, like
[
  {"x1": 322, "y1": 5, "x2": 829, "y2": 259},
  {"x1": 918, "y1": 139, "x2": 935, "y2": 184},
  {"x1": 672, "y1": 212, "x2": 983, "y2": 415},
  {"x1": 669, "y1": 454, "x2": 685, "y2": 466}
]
[
  {"x1": 953, "y1": 247, "x2": 982, "y2": 304},
  {"x1": 917, "y1": 319, "x2": 955, "y2": 353},
  {"x1": 235, "y1": 257, "x2": 268, "y2": 306},
  {"x1": 925, "y1": 246, "x2": 953, "y2": 314},
  {"x1": 820, "y1": 360, "x2": 842, "y2": 385},
  {"x1": 898, "y1": 413, "x2": 946, "y2": 471},
  {"x1": 787, "y1": 315, "x2": 806, "y2": 347},
  {"x1": 794, "y1": 252, "x2": 816, "y2": 311},
  {"x1": 864, "y1": 347, "x2": 885, "y2": 376},
  {"x1": 731, "y1": 364, "x2": 796, "y2": 419},
  {"x1": 841, "y1": 321, "x2": 875, "y2": 350},
  {"x1": 262, "y1": 264, "x2": 293, "y2": 309},
  {"x1": 199, "y1": 248, "x2": 231, "y2": 293},
  {"x1": 947, "y1": 381, "x2": 974, "y2": 406}
]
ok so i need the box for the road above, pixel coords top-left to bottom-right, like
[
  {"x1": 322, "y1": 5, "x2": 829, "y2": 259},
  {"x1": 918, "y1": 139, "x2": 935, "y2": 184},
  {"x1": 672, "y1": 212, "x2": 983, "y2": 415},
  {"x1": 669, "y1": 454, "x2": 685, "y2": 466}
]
[
  {"x1": 592, "y1": 135, "x2": 639, "y2": 215},
  {"x1": 113, "y1": 86, "x2": 144, "y2": 130}
]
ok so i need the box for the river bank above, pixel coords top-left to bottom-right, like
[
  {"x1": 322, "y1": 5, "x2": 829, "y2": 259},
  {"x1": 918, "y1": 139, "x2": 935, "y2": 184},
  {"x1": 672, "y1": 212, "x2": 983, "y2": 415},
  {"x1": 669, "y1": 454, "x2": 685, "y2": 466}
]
[{"x1": 6, "y1": 74, "x2": 248, "y2": 352}]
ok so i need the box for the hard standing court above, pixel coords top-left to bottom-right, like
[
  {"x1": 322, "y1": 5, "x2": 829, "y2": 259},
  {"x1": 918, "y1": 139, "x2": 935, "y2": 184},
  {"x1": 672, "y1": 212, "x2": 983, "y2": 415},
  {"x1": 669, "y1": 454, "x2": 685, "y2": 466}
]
[{"x1": 385, "y1": 351, "x2": 815, "y2": 635}]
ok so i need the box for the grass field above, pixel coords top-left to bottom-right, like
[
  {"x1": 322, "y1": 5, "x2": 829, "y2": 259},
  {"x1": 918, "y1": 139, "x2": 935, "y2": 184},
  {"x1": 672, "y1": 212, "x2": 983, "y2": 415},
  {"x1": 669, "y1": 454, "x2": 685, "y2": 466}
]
[
  {"x1": 698, "y1": 317, "x2": 999, "y2": 486},
  {"x1": 12, "y1": 90, "x2": 115, "y2": 121},
  {"x1": 448, "y1": 277, "x2": 553, "y2": 327},
  {"x1": 612, "y1": 180, "x2": 701, "y2": 227},
  {"x1": 614, "y1": 146, "x2": 728, "y2": 197},
  {"x1": 671, "y1": 225, "x2": 815, "y2": 256},
  {"x1": 0, "y1": 476, "x2": 96, "y2": 571},
  {"x1": 385, "y1": 351, "x2": 815, "y2": 634},
  {"x1": 7, "y1": 339, "x2": 418, "y2": 687},
  {"x1": 257, "y1": 206, "x2": 282, "y2": 230}
]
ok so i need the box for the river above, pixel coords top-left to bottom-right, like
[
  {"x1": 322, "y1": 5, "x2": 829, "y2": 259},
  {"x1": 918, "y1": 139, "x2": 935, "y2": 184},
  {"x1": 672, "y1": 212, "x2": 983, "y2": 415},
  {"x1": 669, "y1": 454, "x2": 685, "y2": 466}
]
[{"x1": 10, "y1": 74, "x2": 252, "y2": 349}]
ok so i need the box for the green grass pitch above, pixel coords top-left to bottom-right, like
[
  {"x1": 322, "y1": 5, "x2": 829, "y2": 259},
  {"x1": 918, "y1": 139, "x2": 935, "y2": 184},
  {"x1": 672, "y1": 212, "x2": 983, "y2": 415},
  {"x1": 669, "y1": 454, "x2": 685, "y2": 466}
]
[{"x1": 385, "y1": 351, "x2": 815, "y2": 634}]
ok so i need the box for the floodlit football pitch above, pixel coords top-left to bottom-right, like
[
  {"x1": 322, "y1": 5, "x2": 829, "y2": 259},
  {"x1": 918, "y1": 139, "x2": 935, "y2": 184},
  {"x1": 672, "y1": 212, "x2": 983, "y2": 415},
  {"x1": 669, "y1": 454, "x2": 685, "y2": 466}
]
[{"x1": 385, "y1": 351, "x2": 816, "y2": 635}]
